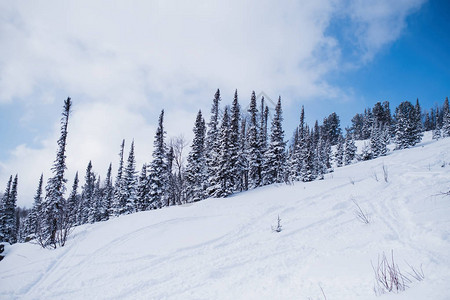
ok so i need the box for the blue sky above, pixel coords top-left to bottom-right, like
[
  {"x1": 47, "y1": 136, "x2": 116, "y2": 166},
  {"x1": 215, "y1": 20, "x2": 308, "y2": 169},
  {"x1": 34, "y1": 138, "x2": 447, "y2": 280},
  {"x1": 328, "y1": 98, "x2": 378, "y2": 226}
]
[{"x1": 0, "y1": 0, "x2": 448, "y2": 207}]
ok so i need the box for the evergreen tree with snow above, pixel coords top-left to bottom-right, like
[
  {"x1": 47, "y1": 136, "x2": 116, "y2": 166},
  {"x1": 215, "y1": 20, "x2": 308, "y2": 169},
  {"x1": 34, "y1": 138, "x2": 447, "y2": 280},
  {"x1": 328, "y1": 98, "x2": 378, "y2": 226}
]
[
  {"x1": 209, "y1": 107, "x2": 233, "y2": 197},
  {"x1": 26, "y1": 174, "x2": 44, "y2": 241},
  {"x1": 229, "y1": 90, "x2": 241, "y2": 191},
  {"x1": 79, "y1": 161, "x2": 95, "y2": 224},
  {"x1": 236, "y1": 117, "x2": 248, "y2": 191},
  {"x1": 185, "y1": 110, "x2": 208, "y2": 202},
  {"x1": 102, "y1": 164, "x2": 113, "y2": 220},
  {"x1": 113, "y1": 140, "x2": 125, "y2": 216},
  {"x1": 262, "y1": 97, "x2": 286, "y2": 185},
  {"x1": 432, "y1": 126, "x2": 442, "y2": 140},
  {"x1": 442, "y1": 97, "x2": 450, "y2": 137},
  {"x1": 394, "y1": 101, "x2": 423, "y2": 149},
  {"x1": 246, "y1": 91, "x2": 262, "y2": 188},
  {"x1": 344, "y1": 133, "x2": 357, "y2": 165},
  {"x1": 123, "y1": 141, "x2": 137, "y2": 214},
  {"x1": 148, "y1": 110, "x2": 168, "y2": 209},
  {"x1": 0, "y1": 175, "x2": 18, "y2": 244},
  {"x1": 300, "y1": 129, "x2": 316, "y2": 182},
  {"x1": 370, "y1": 123, "x2": 382, "y2": 159},
  {"x1": 88, "y1": 176, "x2": 102, "y2": 223},
  {"x1": 322, "y1": 112, "x2": 342, "y2": 146},
  {"x1": 361, "y1": 142, "x2": 372, "y2": 161},
  {"x1": 205, "y1": 89, "x2": 222, "y2": 186},
  {"x1": 43, "y1": 97, "x2": 72, "y2": 248},
  {"x1": 335, "y1": 135, "x2": 344, "y2": 167},
  {"x1": 67, "y1": 172, "x2": 79, "y2": 226},
  {"x1": 136, "y1": 164, "x2": 150, "y2": 210}
]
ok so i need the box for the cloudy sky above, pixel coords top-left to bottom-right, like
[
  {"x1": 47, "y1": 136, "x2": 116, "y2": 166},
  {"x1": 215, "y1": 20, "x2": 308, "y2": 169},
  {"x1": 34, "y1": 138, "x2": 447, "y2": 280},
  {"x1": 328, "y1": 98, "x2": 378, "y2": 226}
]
[{"x1": 1, "y1": 0, "x2": 449, "y2": 207}]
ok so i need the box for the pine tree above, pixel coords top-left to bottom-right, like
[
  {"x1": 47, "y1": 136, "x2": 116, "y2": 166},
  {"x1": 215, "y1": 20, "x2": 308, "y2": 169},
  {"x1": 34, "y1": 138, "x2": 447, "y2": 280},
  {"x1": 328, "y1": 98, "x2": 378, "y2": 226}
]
[
  {"x1": 0, "y1": 176, "x2": 13, "y2": 243},
  {"x1": 67, "y1": 172, "x2": 79, "y2": 226},
  {"x1": 236, "y1": 117, "x2": 248, "y2": 191},
  {"x1": 246, "y1": 91, "x2": 262, "y2": 188},
  {"x1": 361, "y1": 142, "x2": 372, "y2": 161},
  {"x1": 394, "y1": 101, "x2": 423, "y2": 149},
  {"x1": 210, "y1": 107, "x2": 233, "y2": 197},
  {"x1": 442, "y1": 97, "x2": 450, "y2": 137},
  {"x1": 0, "y1": 175, "x2": 18, "y2": 244},
  {"x1": 206, "y1": 89, "x2": 221, "y2": 186},
  {"x1": 79, "y1": 161, "x2": 95, "y2": 224},
  {"x1": 148, "y1": 110, "x2": 168, "y2": 209},
  {"x1": 27, "y1": 174, "x2": 44, "y2": 241},
  {"x1": 88, "y1": 175, "x2": 102, "y2": 223},
  {"x1": 102, "y1": 164, "x2": 113, "y2": 220},
  {"x1": 43, "y1": 97, "x2": 72, "y2": 248},
  {"x1": 165, "y1": 146, "x2": 176, "y2": 206},
  {"x1": 185, "y1": 110, "x2": 208, "y2": 202},
  {"x1": 136, "y1": 164, "x2": 150, "y2": 210},
  {"x1": 300, "y1": 128, "x2": 316, "y2": 182},
  {"x1": 370, "y1": 123, "x2": 382, "y2": 159},
  {"x1": 335, "y1": 135, "x2": 344, "y2": 167},
  {"x1": 112, "y1": 140, "x2": 125, "y2": 215},
  {"x1": 432, "y1": 127, "x2": 442, "y2": 140},
  {"x1": 262, "y1": 97, "x2": 286, "y2": 185},
  {"x1": 344, "y1": 134, "x2": 357, "y2": 165},
  {"x1": 123, "y1": 141, "x2": 137, "y2": 214},
  {"x1": 229, "y1": 90, "x2": 241, "y2": 191}
]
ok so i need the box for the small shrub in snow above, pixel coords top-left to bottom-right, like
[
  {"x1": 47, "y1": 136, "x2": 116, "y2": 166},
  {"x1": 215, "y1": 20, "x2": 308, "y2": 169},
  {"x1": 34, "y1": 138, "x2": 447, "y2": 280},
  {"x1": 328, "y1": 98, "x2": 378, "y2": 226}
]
[
  {"x1": 382, "y1": 165, "x2": 389, "y2": 183},
  {"x1": 372, "y1": 250, "x2": 424, "y2": 296},
  {"x1": 271, "y1": 215, "x2": 282, "y2": 233},
  {"x1": 372, "y1": 250, "x2": 409, "y2": 295},
  {"x1": 352, "y1": 199, "x2": 370, "y2": 224}
]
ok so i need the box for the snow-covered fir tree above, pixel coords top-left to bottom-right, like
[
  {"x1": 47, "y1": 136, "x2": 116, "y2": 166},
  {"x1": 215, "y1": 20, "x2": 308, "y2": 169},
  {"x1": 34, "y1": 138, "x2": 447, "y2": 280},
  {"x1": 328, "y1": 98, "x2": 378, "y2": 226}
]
[
  {"x1": 25, "y1": 174, "x2": 44, "y2": 241},
  {"x1": 123, "y1": 141, "x2": 137, "y2": 214},
  {"x1": 101, "y1": 164, "x2": 113, "y2": 220},
  {"x1": 205, "y1": 89, "x2": 221, "y2": 188},
  {"x1": 43, "y1": 97, "x2": 72, "y2": 248},
  {"x1": 229, "y1": 90, "x2": 241, "y2": 192},
  {"x1": 335, "y1": 135, "x2": 344, "y2": 167},
  {"x1": 442, "y1": 97, "x2": 450, "y2": 137},
  {"x1": 136, "y1": 164, "x2": 150, "y2": 211},
  {"x1": 246, "y1": 91, "x2": 262, "y2": 189},
  {"x1": 262, "y1": 97, "x2": 286, "y2": 185},
  {"x1": 67, "y1": 172, "x2": 79, "y2": 226},
  {"x1": 394, "y1": 101, "x2": 423, "y2": 149},
  {"x1": 344, "y1": 133, "x2": 357, "y2": 165},
  {"x1": 0, "y1": 175, "x2": 18, "y2": 244},
  {"x1": 88, "y1": 176, "x2": 102, "y2": 223},
  {"x1": 79, "y1": 161, "x2": 95, "y2": 224},
  {"x1": 113, "y1": 140, "x2": 125, "y2": 216},
  {"x1": 185, "y1": 110, "x2": 207, "y2": 202},
  {"x1": 236, "y1": 117, "x2": 248, "y2": 191},
  {"x1": 370, "y1": 123, "x2": 382, "y2": 159},
  {"x1": 209, "y1": 107, "x2": 233, "y2": 197},
  {"x1": 148, "y1": 110, "x2": 168, "y2": 209}
]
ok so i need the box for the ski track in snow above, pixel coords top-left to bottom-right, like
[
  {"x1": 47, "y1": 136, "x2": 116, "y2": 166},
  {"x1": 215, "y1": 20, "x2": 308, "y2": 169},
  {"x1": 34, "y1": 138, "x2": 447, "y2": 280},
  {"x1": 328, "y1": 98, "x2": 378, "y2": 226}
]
[{"x1": 1, "y1": 132, "x2": 450, "y2": 299}]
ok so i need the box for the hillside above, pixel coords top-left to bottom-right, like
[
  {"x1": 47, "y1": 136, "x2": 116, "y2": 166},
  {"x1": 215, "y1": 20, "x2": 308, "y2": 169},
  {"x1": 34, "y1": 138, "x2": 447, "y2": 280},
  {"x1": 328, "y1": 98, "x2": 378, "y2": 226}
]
[{"x1": 1, "y1": 133, "x2": 450, "y2": 299}]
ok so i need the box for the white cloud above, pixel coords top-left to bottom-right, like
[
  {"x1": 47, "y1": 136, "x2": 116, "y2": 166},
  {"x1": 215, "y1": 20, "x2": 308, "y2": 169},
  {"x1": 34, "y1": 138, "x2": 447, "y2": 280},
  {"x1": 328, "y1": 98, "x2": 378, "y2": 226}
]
[{"x1": 0, "y1": 0, "x2": 426, "y2": 206}]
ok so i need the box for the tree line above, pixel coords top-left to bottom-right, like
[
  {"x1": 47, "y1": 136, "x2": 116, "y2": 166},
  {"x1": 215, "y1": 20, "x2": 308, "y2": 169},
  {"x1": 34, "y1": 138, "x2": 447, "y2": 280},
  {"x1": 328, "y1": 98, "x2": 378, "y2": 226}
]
[{"x1": 1, "y1": 93, "x2": 449, "y2": 247}]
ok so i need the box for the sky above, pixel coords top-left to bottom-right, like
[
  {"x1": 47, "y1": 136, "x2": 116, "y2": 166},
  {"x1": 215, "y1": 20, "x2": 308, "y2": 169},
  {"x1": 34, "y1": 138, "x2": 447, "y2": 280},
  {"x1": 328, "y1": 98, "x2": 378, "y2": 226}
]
[{"x1": 0, "y1": 0, "x2": 449, "y2": 207}]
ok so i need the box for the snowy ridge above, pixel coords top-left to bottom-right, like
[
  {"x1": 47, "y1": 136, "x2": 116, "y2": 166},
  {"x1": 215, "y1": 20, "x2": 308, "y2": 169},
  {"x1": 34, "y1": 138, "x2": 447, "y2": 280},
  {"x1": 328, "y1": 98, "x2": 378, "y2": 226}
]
[{"x1": 1, "y1": 133, "x2": 450, "y2": 299}]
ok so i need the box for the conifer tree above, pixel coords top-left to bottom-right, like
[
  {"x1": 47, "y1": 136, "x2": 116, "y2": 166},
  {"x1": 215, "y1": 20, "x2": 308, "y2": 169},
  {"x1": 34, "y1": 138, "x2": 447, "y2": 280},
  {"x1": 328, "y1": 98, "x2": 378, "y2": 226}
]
[
  {"x1": 0, "y1": 175, "x2": 17, "y2": 244},
  {"x1": 344, "y1": 134, "x2": 357, "y2": 165},
  {"x1": 236, "y1": 118, "x2": 248, "y2": 191},
  {"x1": 67, "y1": 172, "x2": 79, "y2": 226},
  {"x1": 79, "y1": 161, "x2": 95, "y2": 224},
  {"x1": 246, "y1": 91, "x2": 262, "y2": 188},
  {"x1": 113, "y1": 140, "x2": 125, "y2": 216},
  {"x1": 370, "y1": 123, "x2": 382, "y2": 158},
  {"x1": 442, "y1": 97, "x2": 450, "y2": 137},
  {"x1": 88, "y1": 176, "x2": 102, "y2": 223},
  {"x1": 123, "y1": 141, "x2": 137, "y2": 214},
  {"x1": 0, "y1": 176, "x2": 12, "y2": 243},
  {"x1": 394, "y1": 101, "x2": 423, "y2": 149},
  {"x1": 206, "y1": 89, "x2": 221, "y2": 185},
  {"x1": 185, "y1": 110, "x2": 207, "y2": 202},
  {"x1": 136, "y1": 164, "x2": 150, "y2": 210},
  {"x1": 229, "y1": 91, "x2": 241, "y2": 191},
  {"x1": 27, "y1": 174, "x2": 44, "y2": 241},
  {"x1": 148, "y1": 110, "x2": 168, "y2": 208},
  {"x1": 43, "y1": 97, "x2": 72, "y2": 248},
  {"x1": 210, "y1": 107, "x2": 233, "y2": 197},
  {"x1": 102, "y1": 164, "x2": 113, "y2": 220},
  {"x1": 335, "y1": 135, "x2": 344, "y2": 167},
  {"x1": 262, "y1": 97, "x2": 286, "y2": 185}
]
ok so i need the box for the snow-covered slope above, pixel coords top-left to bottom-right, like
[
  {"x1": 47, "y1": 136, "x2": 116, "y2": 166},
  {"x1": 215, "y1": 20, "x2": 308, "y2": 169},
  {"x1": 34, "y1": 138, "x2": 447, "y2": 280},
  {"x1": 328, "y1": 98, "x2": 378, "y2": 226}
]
[{"x1": 1, "y1": 133, "x2": 450, "y2": 299}]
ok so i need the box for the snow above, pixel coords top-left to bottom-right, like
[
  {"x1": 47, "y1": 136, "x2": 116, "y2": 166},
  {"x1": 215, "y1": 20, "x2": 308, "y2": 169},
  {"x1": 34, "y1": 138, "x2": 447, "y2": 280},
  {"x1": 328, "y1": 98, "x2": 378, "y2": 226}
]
[{"x1": 1, "y1": 132, "x2": 450, "y2": 299}]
